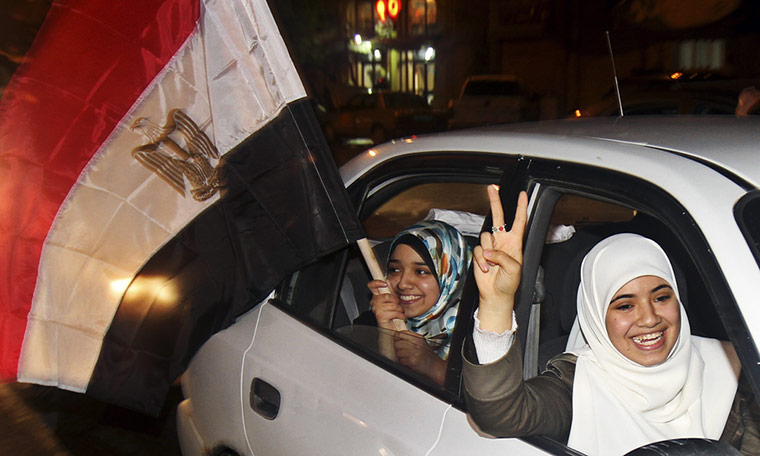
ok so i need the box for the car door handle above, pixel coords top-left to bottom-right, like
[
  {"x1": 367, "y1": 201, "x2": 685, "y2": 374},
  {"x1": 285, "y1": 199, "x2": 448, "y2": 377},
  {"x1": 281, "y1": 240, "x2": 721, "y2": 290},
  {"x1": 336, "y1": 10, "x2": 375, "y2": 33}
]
[{"x1": 250, "y1": 377, "x2": 280, "y2": 420}]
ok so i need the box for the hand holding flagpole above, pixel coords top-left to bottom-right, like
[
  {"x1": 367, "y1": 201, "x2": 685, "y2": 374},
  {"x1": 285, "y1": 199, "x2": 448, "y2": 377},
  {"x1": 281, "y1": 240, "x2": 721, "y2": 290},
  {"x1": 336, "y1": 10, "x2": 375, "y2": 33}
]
[{"x1": 357, "y1": 238, "x2": 407, "y2": 331}]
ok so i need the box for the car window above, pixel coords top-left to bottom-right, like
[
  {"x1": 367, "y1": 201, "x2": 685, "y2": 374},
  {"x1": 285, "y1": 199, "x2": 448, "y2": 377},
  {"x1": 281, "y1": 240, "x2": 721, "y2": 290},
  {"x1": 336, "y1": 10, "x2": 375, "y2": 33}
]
[
  {"x1": 526, "y1": 190, "x2": 726, "y2": 368},
  {"x1": 334, "y1": 178, "x2": 491, "y2": 391},
  {"x1": 274, "y1": 154, "x2": 510, "y2": 397},
  {"x1": 532, "y1": 183, "x2": 734, "y2": 345}
]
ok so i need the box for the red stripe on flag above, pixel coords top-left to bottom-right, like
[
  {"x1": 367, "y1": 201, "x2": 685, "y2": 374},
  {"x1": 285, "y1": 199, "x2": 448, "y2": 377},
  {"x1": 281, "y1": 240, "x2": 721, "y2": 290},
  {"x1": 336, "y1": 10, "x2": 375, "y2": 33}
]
[{"x1": 0, "y1": 0, "x2": 200, "y2": 379}]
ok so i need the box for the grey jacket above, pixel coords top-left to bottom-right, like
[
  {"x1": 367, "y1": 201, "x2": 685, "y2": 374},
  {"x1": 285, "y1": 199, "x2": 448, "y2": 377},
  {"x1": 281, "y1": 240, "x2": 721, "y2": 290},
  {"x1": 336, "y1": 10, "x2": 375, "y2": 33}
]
[{"x1": 462, "y1": 338, "x2": 760, "y2": 454}]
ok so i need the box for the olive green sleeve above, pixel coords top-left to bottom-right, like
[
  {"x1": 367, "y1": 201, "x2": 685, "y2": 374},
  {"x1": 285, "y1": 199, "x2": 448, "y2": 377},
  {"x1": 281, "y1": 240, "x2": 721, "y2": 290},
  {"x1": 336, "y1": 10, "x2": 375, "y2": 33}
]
[
  {"x1": 462, "y1": 337, "x2": 576, "y2": 442},
  {"x1": 720, "y1": 370, "x2": 760, "y2": 455}
]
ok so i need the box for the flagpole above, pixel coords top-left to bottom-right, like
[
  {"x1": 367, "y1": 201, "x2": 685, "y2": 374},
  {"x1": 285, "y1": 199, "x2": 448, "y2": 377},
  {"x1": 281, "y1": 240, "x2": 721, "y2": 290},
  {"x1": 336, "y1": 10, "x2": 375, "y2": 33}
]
[{"x1": 356, "y1": 238, "x2": 407, "y2": 332}]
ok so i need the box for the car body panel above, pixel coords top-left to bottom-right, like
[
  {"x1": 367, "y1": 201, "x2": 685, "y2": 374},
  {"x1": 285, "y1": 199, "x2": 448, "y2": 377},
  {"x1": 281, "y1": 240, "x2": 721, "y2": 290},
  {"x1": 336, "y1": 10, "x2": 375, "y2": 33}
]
[
  {"x1": 177, "y1": 399, "x2": 205, "y2": 456},
  {"x1": 180, "y1": 301, "x2": 553, "y2": 455},
  {"x1": 240, "y1": 302, "x2": 447, "y2": 455},
  {"x1": 178, "y1": 307, "x2": 253, "y2": 455}
]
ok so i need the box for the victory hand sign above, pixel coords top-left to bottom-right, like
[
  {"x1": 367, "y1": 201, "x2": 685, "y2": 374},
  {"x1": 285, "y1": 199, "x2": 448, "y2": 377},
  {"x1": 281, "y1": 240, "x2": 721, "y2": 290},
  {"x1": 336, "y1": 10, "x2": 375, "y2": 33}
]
[{"x1": 473, "y1": 185, "x2": 529, "y2": 333}]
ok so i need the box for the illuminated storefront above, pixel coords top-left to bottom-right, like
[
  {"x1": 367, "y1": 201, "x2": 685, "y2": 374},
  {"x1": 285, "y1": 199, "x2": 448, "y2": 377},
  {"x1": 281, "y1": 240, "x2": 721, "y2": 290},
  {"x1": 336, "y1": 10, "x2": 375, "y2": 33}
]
[{"x1": 343, "y1": 0, "x2": 438, "y2": 103}]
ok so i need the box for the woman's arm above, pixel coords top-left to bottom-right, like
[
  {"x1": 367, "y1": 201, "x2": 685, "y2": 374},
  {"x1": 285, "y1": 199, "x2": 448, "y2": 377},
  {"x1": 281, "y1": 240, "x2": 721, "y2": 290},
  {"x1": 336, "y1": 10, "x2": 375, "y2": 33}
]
[
  {"x1": 462, "y1": 339, "x2": 576, "y2": 441},
  {"x1": 465, "y1": 187, "x2": 574, "y2": 440}
]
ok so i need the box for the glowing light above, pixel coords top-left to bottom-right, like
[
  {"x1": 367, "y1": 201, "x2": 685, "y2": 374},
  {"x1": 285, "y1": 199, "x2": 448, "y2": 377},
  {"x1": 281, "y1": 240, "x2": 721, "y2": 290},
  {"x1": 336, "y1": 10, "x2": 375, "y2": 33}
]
[
  {"x1": 373, "y1": 49, "x2": 381, "y2": 61},
  {"x1": 424, "y1": 46, "x2": 435, "y2": 61},
  {"x1": 110, "y1": 278, "x2": 131, "y2": 294},
  {"x1": 388, "y1": 0, "x2": 400, "y2": 19},
  {"x1": 113, "y1": 276, "x2": 179, "y2": 308},
  {"x1": 404, "y1": 138, "x2": 413, "y2": 143},
  {"x1": 354, "y1": 34, "x2": 362, "y2": 45},
  {"x1": 376, "y1": 0, "x2": 386, "y2": 22},
  {"x1": 368, "y1": 150, "x2": 377, "y2": 157},
  {"x1": 574, "y1": 109, "x2": 582, "y2": 117},
  {"x1": 670, "y1": 72, "x2": 683, "y2": 80}
]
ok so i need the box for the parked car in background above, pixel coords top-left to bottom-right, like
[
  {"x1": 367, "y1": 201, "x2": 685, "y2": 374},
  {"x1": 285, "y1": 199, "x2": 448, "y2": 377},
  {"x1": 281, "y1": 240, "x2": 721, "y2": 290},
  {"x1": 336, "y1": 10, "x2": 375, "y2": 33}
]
[
  {"x1": 323, "y1": 90, "x2": 446, "y2": 145},
  {"x1": 572, "y1": 73, "x2": 759, "y2": 117},
  {"x1": 177, "y1": 117, "x2": 760, "y2": 455},
  {"x1": 448, "y1": 74, "x2": 529, "y2": 130}
]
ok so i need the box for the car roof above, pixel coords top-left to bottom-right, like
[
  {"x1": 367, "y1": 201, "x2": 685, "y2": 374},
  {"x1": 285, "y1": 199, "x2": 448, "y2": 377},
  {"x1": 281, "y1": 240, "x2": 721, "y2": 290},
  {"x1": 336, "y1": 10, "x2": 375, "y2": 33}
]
[{"x1": 340, "y1": 116, "x2": 760, "y2": 189}]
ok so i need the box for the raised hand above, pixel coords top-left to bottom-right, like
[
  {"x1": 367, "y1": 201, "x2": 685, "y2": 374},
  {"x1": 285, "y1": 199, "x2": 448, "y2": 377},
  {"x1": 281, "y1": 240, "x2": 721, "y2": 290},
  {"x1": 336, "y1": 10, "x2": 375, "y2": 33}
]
[
  {"x1": 368, "y1": 279, "x2": 406, "y2": 330},
  {"x1": 472, "y1": 185, "x2": 528, "y2": 333}
]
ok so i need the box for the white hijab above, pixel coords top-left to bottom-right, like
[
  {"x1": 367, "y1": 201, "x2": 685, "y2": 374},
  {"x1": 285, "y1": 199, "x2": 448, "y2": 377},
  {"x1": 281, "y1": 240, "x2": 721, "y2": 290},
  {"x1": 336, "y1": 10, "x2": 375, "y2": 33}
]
[{"x1": 567, "y1": 233, "x2": 740, "y2": 455}]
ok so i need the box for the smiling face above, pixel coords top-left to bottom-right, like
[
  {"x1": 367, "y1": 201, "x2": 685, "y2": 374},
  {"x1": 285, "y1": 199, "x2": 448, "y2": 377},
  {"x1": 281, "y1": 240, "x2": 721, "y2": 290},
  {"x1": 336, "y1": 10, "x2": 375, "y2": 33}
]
[
  {"x1": 605, "y1": 275, "x2": 681, "y2": 367},
  {"x1": 386, "y1": 243, "x2": 441, "y2": 318}
]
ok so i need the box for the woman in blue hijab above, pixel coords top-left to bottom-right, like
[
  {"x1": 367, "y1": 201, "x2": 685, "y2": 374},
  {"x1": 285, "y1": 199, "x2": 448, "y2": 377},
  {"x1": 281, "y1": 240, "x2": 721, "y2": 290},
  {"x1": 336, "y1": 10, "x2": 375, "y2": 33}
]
[{"x1": 364, "y1": 220, "x2": 471, "y2": 383}]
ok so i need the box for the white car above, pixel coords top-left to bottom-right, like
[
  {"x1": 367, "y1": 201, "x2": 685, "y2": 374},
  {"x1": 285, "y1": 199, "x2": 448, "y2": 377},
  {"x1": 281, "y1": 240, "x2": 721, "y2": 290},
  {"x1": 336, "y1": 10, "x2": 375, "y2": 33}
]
[
  {"x1": 177, "y1": 116, "x2": 760, "y2": 455},
  {"x1": 448, "y1": 74, "x2": 528, "y2": 130}
]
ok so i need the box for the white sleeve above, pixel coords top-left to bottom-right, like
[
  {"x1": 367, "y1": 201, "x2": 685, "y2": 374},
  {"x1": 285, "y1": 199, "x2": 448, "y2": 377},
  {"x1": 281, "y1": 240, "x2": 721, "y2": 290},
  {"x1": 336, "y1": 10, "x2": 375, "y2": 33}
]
[{"x1": 472, "y1": 309, "x2": 518, "y2": 364}]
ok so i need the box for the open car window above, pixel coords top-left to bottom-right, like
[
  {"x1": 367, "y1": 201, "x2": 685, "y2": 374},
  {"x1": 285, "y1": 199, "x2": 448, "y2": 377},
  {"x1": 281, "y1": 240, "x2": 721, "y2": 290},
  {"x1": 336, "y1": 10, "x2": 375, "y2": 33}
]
[
  {"x1": 505, "y1": 164, "x2": 760, "y2": 452},
  {"x1": 335, "y1": 180, "x2": 490, "y2": 392},
  {"x1": 523, "y1": 190, "x2": 730, "y2": 376},
  {"x1": 273, "y1": 153, "x2": 509, "y2": 397}
]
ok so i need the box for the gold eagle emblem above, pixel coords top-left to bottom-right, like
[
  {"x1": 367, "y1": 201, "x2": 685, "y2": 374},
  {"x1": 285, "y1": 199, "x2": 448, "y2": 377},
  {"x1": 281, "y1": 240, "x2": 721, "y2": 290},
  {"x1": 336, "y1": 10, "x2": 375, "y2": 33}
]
[{"x1": 131, "y1": 109, "x2": 221, "y2": 201}]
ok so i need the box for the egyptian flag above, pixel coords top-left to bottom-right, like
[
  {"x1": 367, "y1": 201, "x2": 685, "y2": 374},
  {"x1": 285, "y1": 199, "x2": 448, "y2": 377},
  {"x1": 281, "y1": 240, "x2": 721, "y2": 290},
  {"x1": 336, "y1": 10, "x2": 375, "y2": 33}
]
[{"x1": 0, "y1": 0, "x2": 364, "y2": 415}]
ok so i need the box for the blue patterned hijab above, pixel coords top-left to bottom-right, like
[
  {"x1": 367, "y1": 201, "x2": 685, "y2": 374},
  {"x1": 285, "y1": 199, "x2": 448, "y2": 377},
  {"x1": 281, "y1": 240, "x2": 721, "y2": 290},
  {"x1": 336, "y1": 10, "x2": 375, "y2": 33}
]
[{"x1": 388, "y1": 220, "x2": 471, "y2": 359}]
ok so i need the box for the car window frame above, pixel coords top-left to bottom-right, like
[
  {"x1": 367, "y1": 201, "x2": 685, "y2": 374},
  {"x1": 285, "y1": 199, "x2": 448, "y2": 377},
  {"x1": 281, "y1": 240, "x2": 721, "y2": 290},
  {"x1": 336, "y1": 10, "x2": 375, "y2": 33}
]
[
  {"x1": 272, "y1": 152, "x2": 513, "y2": 404},
  {"x1": 351, "y1": 152, "x2": 514, "y2": 398}
]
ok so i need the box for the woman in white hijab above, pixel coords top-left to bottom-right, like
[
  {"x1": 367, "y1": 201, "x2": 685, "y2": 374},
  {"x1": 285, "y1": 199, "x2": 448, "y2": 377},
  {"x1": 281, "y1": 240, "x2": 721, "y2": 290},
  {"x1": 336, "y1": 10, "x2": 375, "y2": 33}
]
[
  {"x1": 462, "y1": 187, "x2": 755, "y2": 455},
  {"x1": 567, "y1": 233, "x2": 739, "y2": 454}
]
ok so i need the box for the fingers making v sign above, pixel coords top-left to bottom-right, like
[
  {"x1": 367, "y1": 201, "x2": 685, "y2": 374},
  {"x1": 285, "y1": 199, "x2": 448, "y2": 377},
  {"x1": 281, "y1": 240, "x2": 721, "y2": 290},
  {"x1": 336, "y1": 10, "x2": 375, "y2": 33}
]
[{"x1": 472, "y1": 185, "x2": 529, "y2": 333}]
